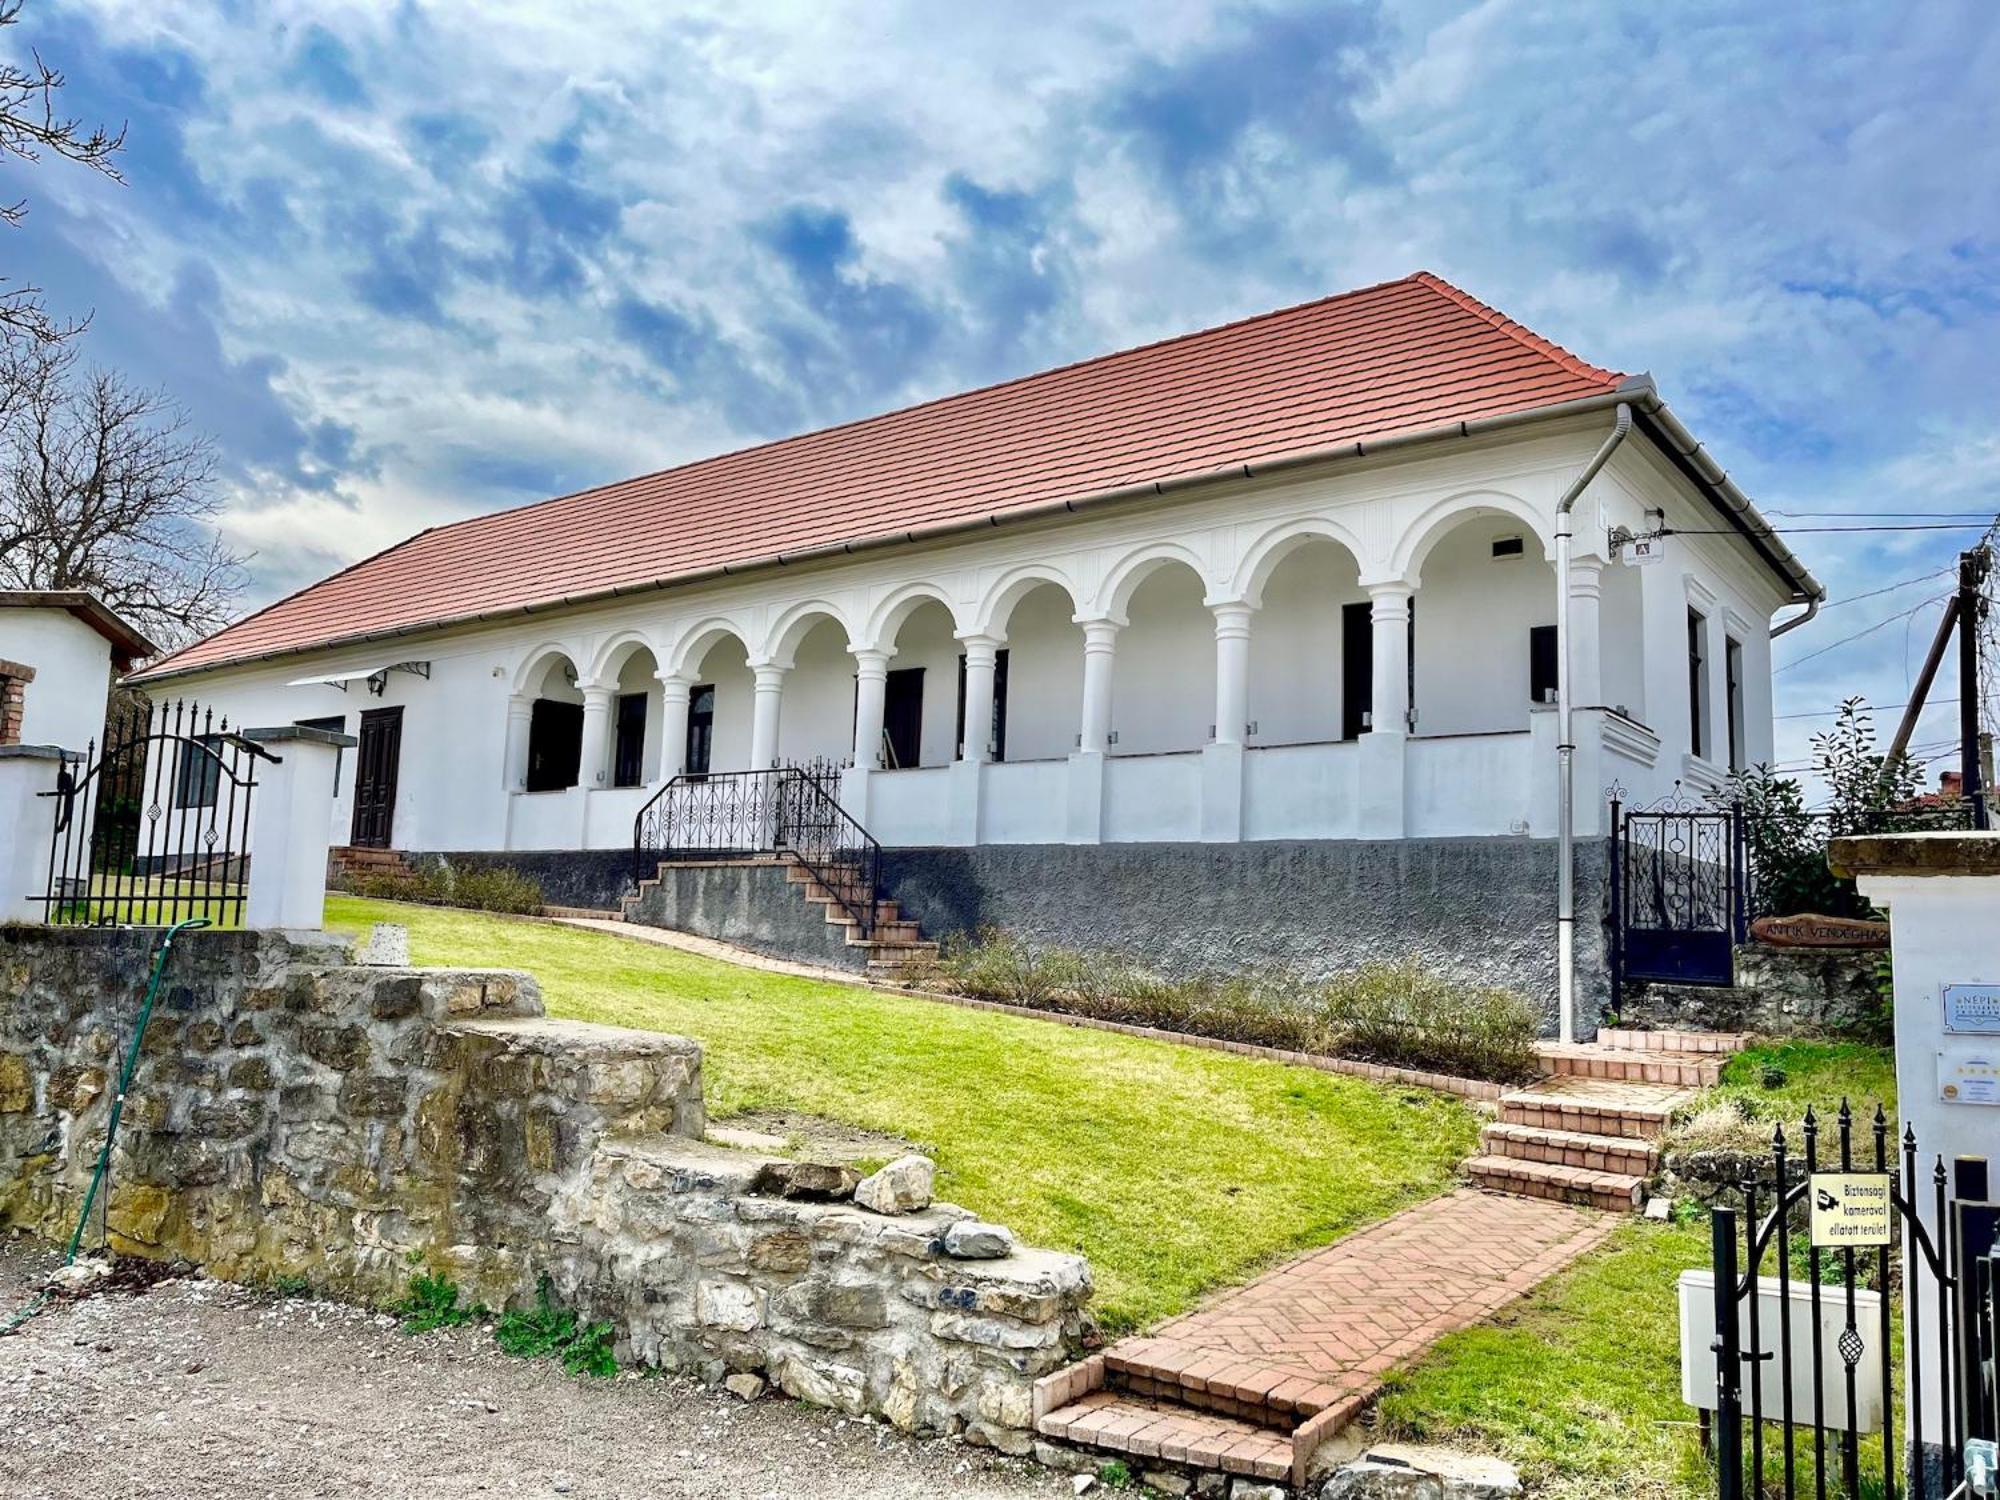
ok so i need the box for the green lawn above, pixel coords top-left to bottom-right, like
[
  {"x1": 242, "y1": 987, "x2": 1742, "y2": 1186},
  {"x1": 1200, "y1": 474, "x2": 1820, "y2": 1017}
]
[
  {"x1": 325, "y1": 896, "x2": 1481, "y2": 1332},
  {"x1": 1380, "y1": 1040, "x2": 1901, "y2": 1498}
]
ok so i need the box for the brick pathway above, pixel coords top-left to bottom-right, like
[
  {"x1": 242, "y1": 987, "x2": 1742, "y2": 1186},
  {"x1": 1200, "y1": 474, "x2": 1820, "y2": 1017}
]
[{"x1": 1124, "y1": 1187, "x2": 1617, "y2": 1405}]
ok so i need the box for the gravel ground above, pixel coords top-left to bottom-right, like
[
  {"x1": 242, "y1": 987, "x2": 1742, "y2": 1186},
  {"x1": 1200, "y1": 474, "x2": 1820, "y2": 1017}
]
[{"x1": 0, "y1": 1236, "x2": 1070, "y2": 1500}]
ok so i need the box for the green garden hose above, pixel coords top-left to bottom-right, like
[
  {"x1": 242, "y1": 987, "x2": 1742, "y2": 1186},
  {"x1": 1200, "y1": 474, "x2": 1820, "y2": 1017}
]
[{"x1": 2, "y1": 916, "x2": 209, "y2": 1336}]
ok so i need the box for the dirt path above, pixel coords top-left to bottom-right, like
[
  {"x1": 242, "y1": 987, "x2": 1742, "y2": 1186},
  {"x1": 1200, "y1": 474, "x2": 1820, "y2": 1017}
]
[{"x1": 0, "y1": 1237, "x2": 1066, "y2": 1500}]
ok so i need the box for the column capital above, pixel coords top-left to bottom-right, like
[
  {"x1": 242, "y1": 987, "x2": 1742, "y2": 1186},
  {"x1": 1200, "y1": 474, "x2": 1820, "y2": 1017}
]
[
  {"x1": 1209, "y1": 599, "x2": 1255, "y2": 637},
  {"x1": 849, "y1": 646, "x2": 893, "y2": 676},
  {"x1": 654, "y1": 668, "x2": 696, "y2": 688},
  {"x1": 749, "y1": 660, "x2": 789, "y2": 684},
  {"x1": 577, "y1": 679, "x2": 617, "y2": 701},
  {"x1": 1075, "y1": 616, "x2": 1122, "y2": 650},
  {"x1": 955, "y1": 629, "x2": 1006, "y2": 655},
  {"x1": 1362, "y1": 578, "x2": 1415, "y2": 603}
]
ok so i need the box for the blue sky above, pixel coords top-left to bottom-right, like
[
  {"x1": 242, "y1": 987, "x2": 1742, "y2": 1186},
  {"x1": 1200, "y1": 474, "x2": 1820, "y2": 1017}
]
[{"x1": 8, "y1": 0, "x2": 1999, "y2": 785}]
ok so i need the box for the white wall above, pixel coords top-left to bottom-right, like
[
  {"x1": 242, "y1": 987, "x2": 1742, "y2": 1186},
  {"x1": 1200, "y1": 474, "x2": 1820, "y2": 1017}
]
[
  {"x1": 1, "y1": 609, "x2": 114, "y2": 752},
  {"x1": 144, "y1": 416, "x2": 1802, "y2": 852},
  {"x1": 1412, "y1": 522, "x2": 1552, "y2": 738}
]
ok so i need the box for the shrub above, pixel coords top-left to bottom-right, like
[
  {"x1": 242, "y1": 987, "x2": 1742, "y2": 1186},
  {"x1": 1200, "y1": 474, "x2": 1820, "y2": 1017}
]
[
  {"x1": 933, "y1": 934, "x2": 1539, "y2": 1082},
  {"x1": 394, "y1": 1270, "x2": 483, "y2": 1333},
  {"x1": 348, "y1": 858, "x2": 544, "y2": 916},
  {"x1": 495, "y1": 1275, "x2": 618, "y2": 1376},
  {"x1": 1319, "y1": 959, "x2": 1541, "y2": 1083}
]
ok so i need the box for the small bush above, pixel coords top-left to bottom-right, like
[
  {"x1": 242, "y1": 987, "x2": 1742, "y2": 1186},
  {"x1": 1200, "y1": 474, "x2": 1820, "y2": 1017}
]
[
  {"x1": 349, "y1": 858, "x2": 544, "y2": 915},
  {"x1": 495, "y1": 1275, "x2": 618, "y2": 1377},
  {"x1": 933, "y1": 935, "x2": 1540, "y2": 1083},
  {"x1": 394, "y1": 1271, "x2": 483, "y2": 1333},
  {"x1": 1319, "y1": 959, "x2": 1541, "y2": 1084}
]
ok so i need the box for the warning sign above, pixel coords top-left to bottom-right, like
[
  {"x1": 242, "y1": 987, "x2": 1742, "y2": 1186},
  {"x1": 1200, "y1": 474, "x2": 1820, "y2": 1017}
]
[{"x1": 1810, "y1": 1173, "x2": 1892, "y2": 1248}]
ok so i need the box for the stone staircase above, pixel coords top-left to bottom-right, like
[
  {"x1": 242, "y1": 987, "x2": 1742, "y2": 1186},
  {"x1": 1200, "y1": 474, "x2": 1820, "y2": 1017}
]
[
  {"x1": 778, "y1": 859, "x2": 942, "y2": 978},
  {"x1": 1464, "y1": 1026, "x2": 1748, "y2": 1213},
  {"x1": 621, "y1": 853, "x2": 941, "y2": 977}
]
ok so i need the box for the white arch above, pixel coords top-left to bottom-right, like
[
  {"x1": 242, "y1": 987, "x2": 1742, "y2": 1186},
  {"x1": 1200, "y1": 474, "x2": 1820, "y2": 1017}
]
[
  {"x1": 1228, "y1": 516, "x2": 1370, "y2": 608},
  {"x1": 585, "y1": 628, "x2": 667, "y2": 686},
  {"x1": 1094, "y1": 541, "x2": 1213, "y2": 621},
  {"x1": 759, "y1": 598, "x2": 858, "y2": 669},
  {"x1": 664, "y1": 616, "x2": 756, "y2": 680},
  {"x1": 971, "y1": 563, "x2": 1085, "y2": 638},
  {"x1": 1390, "y1": 489, "x2": 1554, "y2": 584},
  {"x1": 511, "y1": 640, "x2": 585, "y2": 696},
  {"x1": 861, "y1": 580, "x2": 967, "y2": 652}
]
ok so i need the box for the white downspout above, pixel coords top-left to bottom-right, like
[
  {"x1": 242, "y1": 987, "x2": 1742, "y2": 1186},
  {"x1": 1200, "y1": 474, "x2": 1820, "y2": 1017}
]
[{"x1": 1555, "y1": 402, "x2": 1633, "y2": 1045}]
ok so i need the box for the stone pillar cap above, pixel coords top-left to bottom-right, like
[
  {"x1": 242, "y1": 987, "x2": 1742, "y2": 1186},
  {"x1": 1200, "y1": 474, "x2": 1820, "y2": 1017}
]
[{"x1": 1828, "y1": 831, "x2": 2000, "y2": 880}]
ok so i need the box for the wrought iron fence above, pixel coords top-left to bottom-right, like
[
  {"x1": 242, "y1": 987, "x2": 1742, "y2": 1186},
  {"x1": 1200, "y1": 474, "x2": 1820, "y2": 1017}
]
[
  {"x1": 632, "y1": 766, "x2": 882, "y2": 935},
  {"x1": 33, "y1": 700, "x2": 274, "y2": 927},
  {"x1": 1708, "y1": 1104, "x2": 1997, "y2": 1499}
]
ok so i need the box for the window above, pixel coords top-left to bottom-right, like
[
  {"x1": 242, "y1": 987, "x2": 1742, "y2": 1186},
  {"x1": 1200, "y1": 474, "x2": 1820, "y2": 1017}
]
[
  {"x1": 525, "y1": 699, "x2": 583, "y2": 792},
  {"x1": 1725, "y1": 637, "x2": 1745, "y2": 771},
  {"x1": 613, "y1": 693, "x2": 647, "y2": 788},
  {"x1": 175, "y1": 734, "x2": 223, "y2": 809},
  {"x1": 1529, "y1": 625, "x2": 1558, "y2": 704},
  {"x1": 296, "y1": 715, "x2": 345, "y2": 790},
  {"x1": 1491, "y1": 535, "x2": 1525, "y2": 559},
  {"x1": 1687, "y1": 608, "x2": 1709, "y2": 759},
  {"x1": 684, "y1": 684, "x2": 715, "y2": 777}
]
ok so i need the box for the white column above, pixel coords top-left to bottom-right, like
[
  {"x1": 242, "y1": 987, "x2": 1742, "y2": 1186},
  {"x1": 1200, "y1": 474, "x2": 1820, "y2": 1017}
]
[
  {"x1": 656, "y1": 673, "x2": 693, "y2": 781},
  {"x1": 502, "y1": 693, "x2": 533, "y2": 791},
  {"x1": 1211, "y1": 602, "x2": 1253, "y2": 745},
  {"x1": 0, "y1": 744, "x2": 67, "y2": 922},
  {"x1": 242, "y1": 725, "x2": 349, "y2": 930},
  {"x1": 958, "y1": 633, "x2": 1003, "y2": 763},
  {"x1": 750, "y1": 663, "x2": 785, "y2": 769},
  {"x1": 1077, "y1": 618, "x2": 1119, "y2": 755},
  {"x1": 1358, "y1": 583, "x2": 1412, "y2": 839},
  {"x1": 851, "y1": 648, "x2": 891, "y2": 767},
  {"x1": 1566, "y1": 557, "x2": 1608, "y2": 838},
  {"x1": 1568, "y1": 557, "x2": 1605, "y2": 709},
  {"x1": 577, "y1": 681, "x2": 616, "y2": 788}
]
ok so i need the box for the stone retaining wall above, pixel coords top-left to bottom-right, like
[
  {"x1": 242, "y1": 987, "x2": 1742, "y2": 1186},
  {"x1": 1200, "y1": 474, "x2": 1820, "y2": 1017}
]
[
  {"x1": 0, "y1": 926, "x2": 1089, "y2": 1445},
  {"x1": 1620, "y1": 942, "x2": 1885, "y2": 1038}
]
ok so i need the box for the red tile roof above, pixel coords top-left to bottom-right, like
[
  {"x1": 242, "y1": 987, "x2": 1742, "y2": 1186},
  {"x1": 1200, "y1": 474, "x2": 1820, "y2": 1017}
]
[{"x1": 144, "y1": 272, "x2": 1630, "y2": 679}]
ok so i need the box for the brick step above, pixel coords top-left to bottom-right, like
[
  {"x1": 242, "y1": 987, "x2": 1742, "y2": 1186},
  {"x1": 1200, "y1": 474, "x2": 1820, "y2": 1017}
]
[
  {"x1": 1103, "y1": 1340, "x2": 1347, "y2": 1431},
  {"x1": 544, "y1": 905, "x2": 621, "y2": 921},
  {"x1": 1534, "y1": 1042, "x2": 1724, "y2": 1088},
  {"x1": 1465, "y1": 1154, "x2": 1645, "y2": 1213},
  {"x1": 1597, "y1": 1026, "x2": 1752, "y2": 1055},
  {"x1": 1498, "y1": 1077, "x2": 1688, "y2": 1141},
  {"x1": 1479, "y1": 1121, "x2": 1659, "y2": 1176},
  {"x1": 1037, "y1": 1393, "x2": 1298, "y2": 1487}
]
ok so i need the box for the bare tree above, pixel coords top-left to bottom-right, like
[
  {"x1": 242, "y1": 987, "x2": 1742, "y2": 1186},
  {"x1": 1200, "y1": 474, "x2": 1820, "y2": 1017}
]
[
  {"x1": 1, "y1": 0, "x2": 126, "y2": 347},
  {"x1": 0, "y1": 344, "x2": 245, "y2": 650}
]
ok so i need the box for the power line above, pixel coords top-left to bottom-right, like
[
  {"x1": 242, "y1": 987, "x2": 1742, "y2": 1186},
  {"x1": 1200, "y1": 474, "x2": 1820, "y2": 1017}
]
[
  {"x1": 1767, "y1": 509, "x2": 2000, "y2": 519},
  {"x1": 1775, "y1": 595, "x2": 1949, "y2": 674},
  {"x1": 1816, "y1": 567, "x2": 1953, "y2": 613},
  {"x1": 1665, "y1": 522, "x2": 1998, "y2": 536},
  {"x1": 1775, "y1": 696, "x2": 1959, "y2": 722}
]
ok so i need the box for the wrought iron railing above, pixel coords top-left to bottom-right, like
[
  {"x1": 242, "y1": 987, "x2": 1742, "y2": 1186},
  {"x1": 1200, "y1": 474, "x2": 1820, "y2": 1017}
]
[
  {"x1": 632, "y1": 767, "x2": 882, "y2": 935},
  {"x1": 33, "y1": 700, "x2": 277, "y2": 927}
]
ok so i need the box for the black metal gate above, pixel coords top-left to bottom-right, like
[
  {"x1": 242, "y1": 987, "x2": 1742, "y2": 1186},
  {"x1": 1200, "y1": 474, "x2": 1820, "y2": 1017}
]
[
  {"x1": 1610, "y1": 788, "x2": 1745, "y2": 1004},
  {"x1": 1709, "y1": 1105, "x2": 1998, "y2": 1498},
  {"x1": 33, "y1": 700, "x2": 273, "y2": 927}
]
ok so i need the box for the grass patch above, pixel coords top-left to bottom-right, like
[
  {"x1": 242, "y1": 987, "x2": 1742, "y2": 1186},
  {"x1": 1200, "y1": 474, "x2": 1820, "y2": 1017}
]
[
  {"x1": 326, "y1": 896, "x2": 1481, "y2": 1332},
  {"x1": 1377, "y1": 1218, "x2": 1713, "y2": 1499},
  {"x1": 495, "y1": 1276, "x2": 618, "y2": 1377},
  {"x1": 1712, "y1": 1040, "x2": 1898, "y2": 1132}
]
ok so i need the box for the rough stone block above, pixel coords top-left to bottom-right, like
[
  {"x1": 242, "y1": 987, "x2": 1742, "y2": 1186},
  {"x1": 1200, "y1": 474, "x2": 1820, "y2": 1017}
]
[
  {"x1": 943, "y1": 1220, "x2": 1015, "y2": 1260},
  {"x1": 854, "y1": 1154, "x2": 935, "y2": 1214},
  {"x1": 750, "y1": 1159, "x2": 861, "y2": 1201}
]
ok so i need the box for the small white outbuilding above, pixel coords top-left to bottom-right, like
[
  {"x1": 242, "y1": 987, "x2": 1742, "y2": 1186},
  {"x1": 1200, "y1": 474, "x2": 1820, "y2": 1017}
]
[{"x1": 0, "y1": 590, "x2": 158, "y2": 753}]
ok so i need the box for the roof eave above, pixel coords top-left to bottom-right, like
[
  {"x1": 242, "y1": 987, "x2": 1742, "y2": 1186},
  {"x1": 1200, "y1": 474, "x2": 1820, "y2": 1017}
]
[{"x1": 130, "y1": 382, "x2": 1814, "y2": 684}]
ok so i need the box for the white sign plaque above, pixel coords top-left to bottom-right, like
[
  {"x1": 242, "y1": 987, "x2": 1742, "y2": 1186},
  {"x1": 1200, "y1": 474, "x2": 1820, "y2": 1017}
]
[
  {"x1": 1938, "y1": 1046, "x2": 2000, "y2": 1106},
  {"x1": 1943, "y1": 983, "x2": 2000, "y2": 1036},
  {"x1": 1626, "y1": 536, "x2": 1666, "y2": 567}
]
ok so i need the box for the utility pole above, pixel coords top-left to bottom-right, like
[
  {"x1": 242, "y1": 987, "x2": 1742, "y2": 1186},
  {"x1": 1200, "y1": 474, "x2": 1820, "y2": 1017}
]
[{"x1": 1960, "y1": 545, "x2": 1991, "y2": 829}]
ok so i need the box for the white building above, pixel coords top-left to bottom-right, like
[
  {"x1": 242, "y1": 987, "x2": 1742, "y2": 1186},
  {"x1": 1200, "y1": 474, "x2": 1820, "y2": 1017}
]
[
  {"x1": 131, "y1": 274, "x2": 1821, "y2": 1020},
  {"x1": 0, "y1": 591, "x2": 156, "y2": 753}
]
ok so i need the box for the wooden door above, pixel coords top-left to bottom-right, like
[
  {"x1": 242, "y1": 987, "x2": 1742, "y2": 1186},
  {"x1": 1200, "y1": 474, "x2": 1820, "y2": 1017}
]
[{"x1": 350, "y1": 706, "x2": 403, "y2": 848}]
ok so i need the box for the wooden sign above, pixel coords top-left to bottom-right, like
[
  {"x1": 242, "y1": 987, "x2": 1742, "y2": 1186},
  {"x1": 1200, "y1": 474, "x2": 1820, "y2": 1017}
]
[
  {"x1": 1810, "y1": 1173, "x2": 1893, "y2": 1247},
  {"x1": 1751, "y1": 913, "x2": 1890, "y2": 949}
]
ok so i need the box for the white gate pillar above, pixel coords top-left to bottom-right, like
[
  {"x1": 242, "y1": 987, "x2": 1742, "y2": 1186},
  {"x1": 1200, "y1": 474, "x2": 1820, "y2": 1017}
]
[
  {"x1": 0, "y1": 745, "x2": 68, "y2": 923},
  {"x1": 1358, "y1": 582, "x2": 1412, "y2": 839},
  {"x1": 749, "y1": 663, "x2": 786, "y2": 769},
  {"x1": 242, "y1": 725, "x2": 352, "y2": 930}
]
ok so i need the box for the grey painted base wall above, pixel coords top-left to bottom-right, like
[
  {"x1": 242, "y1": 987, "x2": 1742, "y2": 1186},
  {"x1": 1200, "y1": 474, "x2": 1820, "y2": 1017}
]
[
  {"x1": 880, "y1": 838, "x2": 1608, "y2": 1037},
  {"x1": 624, "y1": 861, "x2": 868, "y2": 972},
  {"x1": 420, "y1": 837, "x2": 1609, "y2": 1036}
]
